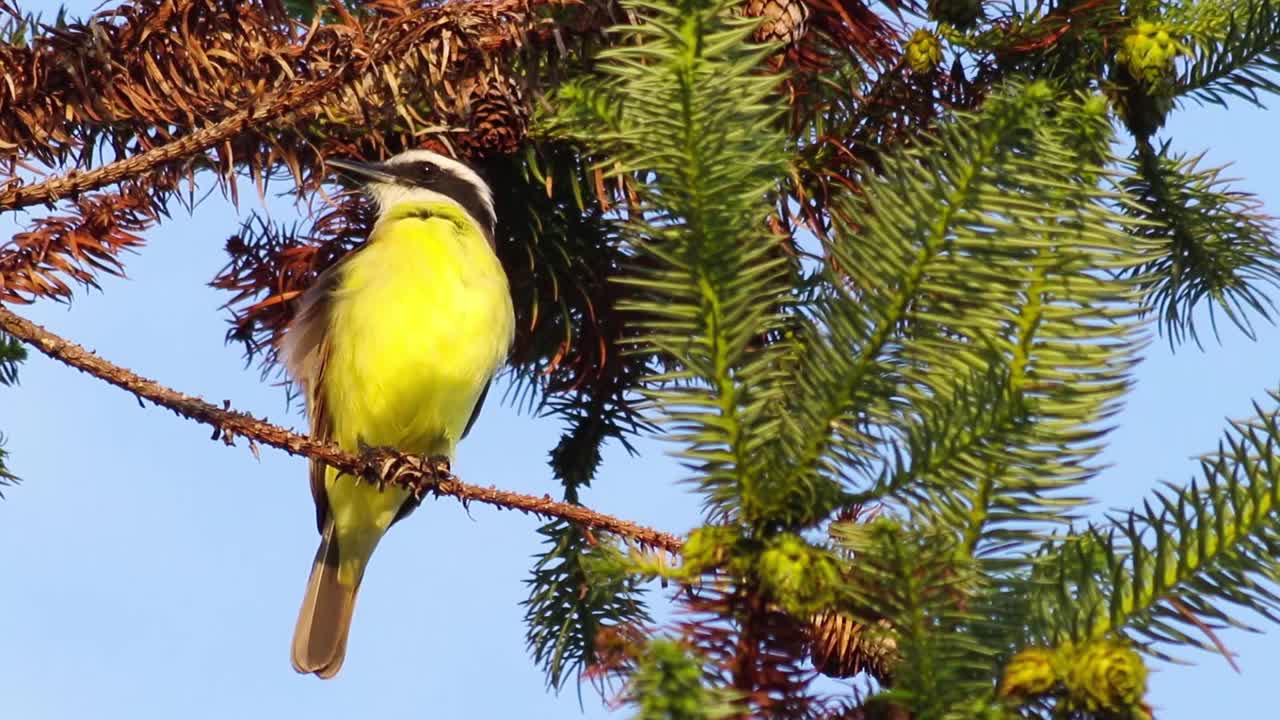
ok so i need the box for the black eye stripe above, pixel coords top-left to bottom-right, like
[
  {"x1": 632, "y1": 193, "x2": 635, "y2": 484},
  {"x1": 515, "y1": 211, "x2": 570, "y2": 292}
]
[
  {"x1": 386, "y1": 160, "x2": 495, "y2": 243},
  {"x1": 388, "y1": 161, "x2": 437, "y2": 185}
]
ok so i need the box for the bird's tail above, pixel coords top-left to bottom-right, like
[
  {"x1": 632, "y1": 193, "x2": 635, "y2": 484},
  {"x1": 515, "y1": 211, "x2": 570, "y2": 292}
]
[{"x1": 291, "y1": 521, "x2": 360, "y2": 678}]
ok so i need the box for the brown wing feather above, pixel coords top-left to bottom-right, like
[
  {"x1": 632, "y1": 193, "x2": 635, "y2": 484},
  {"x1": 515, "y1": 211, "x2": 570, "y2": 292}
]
[
  {"x1": 461, "y1": 377, "x2": 492, "y2": 440},
  {"x1": 279, "y1": 263, "x2": 344, "y2": 535},
  {"x1": 307, "y1": 339, "x2": 332, "y2": 534},
  {"x1": 281, "y1": 255, "x2": 371, "y2": 678}
]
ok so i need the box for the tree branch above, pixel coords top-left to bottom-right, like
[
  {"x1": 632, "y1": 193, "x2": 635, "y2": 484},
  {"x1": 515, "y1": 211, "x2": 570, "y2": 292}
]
[
  {"x1": 0, "y1": 305, "x2": 683, "y2": 552},
  {"x1": 0, "y1": 9, "x2": 431, "y2": 211}
]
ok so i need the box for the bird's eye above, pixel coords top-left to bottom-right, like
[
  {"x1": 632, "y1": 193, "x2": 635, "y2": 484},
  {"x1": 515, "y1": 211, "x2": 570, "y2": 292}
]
[{"x1": 416, "y1": 162, "x2": 437, "y2": 183}]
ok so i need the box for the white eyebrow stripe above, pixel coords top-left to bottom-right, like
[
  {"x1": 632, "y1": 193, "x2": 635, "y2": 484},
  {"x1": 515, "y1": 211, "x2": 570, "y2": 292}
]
[{"x1": 380, "y1": 149, "x2": 496, "y2": 236}]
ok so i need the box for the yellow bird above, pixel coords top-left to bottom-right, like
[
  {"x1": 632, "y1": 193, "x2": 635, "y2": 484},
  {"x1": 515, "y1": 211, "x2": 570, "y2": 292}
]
[{"x1": 280, "y1": 150, "x2": 514, "y2": 678}]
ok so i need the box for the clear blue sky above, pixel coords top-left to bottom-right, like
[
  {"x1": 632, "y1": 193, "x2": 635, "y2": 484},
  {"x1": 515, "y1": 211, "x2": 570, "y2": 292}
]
[{"x1": 3, "y1": 4, "x2": 1279, "y2": 717}]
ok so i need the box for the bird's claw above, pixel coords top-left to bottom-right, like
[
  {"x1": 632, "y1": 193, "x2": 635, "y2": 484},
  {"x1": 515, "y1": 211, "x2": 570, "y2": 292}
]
[
  {"x1": 356, "y1": 442, "x2": 398, "y2": 491},
  {"x1": 355, "y1": 444, "x2": 450, "y2": 497},
  {"x1": 409, "y1": 454, "x2": 452, "y2": 500},
  {"x1": 426, "y1": 454, "x2": 451, "y2": 477}
]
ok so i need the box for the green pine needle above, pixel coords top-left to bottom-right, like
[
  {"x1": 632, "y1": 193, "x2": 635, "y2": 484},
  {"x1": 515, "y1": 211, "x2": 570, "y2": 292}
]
[
  {"x1": 1178, "y1": 0, "x2": 1280, "y2": 108},
  {"x1": 0, "y1": 331, "x2": 25, "y2": 386},
  {"x1": 523, "y1": 521, "x2": 651, "y2": 691},
  {"x1": 1121, "y1": 140, "x2": 1280, "y2": 347},
  {"x1": 550, "y1": 0, "x2": 797, "y2": 528},
  {"x1": 1044, "y1": 390, "x2": 1280, "y2": 660},
  {"x1": 779, "y1": 83, "x2": 1148, "y2": 560}
]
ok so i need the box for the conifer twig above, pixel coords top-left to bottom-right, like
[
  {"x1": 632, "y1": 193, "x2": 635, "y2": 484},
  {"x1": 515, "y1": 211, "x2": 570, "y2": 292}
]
[
  {"x1": 0, "y1": 12, "x2": 428, "y2": 211},
  {"x1": 0, "y1": 306, "x2": 683, "y2": 552}
]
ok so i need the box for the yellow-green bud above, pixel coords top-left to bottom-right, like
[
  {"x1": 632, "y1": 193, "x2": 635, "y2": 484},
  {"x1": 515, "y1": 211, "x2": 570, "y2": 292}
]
[
  {"x1": 1024, "y1": 79, "x2": 1055, "y2": 103},
  {"x1": 998, "y1": 647, "x2": 1058, "y2": 699},
  {"x1": 906, "y1": 29, "x2": 943, "y2": 74},
  {"x1": 757, "y1": 534, "x2": 839, "y2": 613},
  {"x1": 1116, "y1": 20, "x2": 1189, "y2": 89},
  {"x1": 680, "y1": 525, "x2": 739, "y2": 576},
  {"x1": 1063, "y1": 640, "x2": 1148, "y2": 714},
  {"x1": 758, "y1": 534, "x2": 812, "y2": 593}
]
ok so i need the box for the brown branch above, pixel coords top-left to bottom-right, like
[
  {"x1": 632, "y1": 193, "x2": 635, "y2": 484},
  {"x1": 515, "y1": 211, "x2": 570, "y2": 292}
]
[
  {"x1": 1, "y1": 105, "x2": 275, "y2": 211},
  {"x1": 0, "y1": 11, "x2": 429, "y2": 211},
  {"x1": 0, "y1": 305, "x2": 684, "y2": 553}
]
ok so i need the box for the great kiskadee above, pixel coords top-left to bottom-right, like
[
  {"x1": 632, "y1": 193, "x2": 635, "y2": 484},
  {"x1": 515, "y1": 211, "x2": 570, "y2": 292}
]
[{"x1": 280, "y1": 150, "x2": 515, "y2": 678}]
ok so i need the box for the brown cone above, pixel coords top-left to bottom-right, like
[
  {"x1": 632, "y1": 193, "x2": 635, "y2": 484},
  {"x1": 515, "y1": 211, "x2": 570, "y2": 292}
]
[
  {"x1": 461, "y1": 71, "x2": 529, "y2": 157},
  {"x1": 743, "y1": 0, "x2": 811, "y2": 46},
  {"x1": 808, "y1": 611, "x2": 898, "y2": 683}
]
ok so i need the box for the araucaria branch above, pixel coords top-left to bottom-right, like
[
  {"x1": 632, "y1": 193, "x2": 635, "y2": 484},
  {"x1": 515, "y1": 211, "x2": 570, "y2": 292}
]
[{"x1": 0, "y1": 306, "x2": 683, "y2": 553}]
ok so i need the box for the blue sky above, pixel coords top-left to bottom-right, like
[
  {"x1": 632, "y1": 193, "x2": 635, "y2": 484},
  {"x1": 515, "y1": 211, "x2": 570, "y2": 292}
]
[{"x1": 3, "y1": 3, "x2": 1280, "y2": 718}]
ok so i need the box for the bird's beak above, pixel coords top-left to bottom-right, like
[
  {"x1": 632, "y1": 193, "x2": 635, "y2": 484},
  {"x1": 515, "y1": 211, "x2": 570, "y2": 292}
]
[{"x1": 326, "y1": 158, "x2": 399, "y2": 184}]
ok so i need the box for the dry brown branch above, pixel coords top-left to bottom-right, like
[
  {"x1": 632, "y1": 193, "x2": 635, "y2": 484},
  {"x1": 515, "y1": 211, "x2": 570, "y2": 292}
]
[
  {"x1": 1, "y1": 90, "x2": 307, "y2": 211},
  {"x1": 0, "y1": 4, "x2": 429, "y2": 211},
  {"x1": 0, "y1": 305, "x2": 684, "y2": 553},
  {"x1": 0, "y1": 183, "x2": 160, "y2": 303}
]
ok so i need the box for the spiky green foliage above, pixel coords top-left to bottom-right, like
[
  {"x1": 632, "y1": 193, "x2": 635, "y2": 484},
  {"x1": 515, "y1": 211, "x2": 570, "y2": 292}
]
[
  {"x1": 531, "y1": 0, "x2": 1280, "y2": 710},
  {"x1": 777, "y1": 82, "x2": 1154, "y2": 714},
  {"x1": 939, "y1": 1, "x2": 1280, "y2": 346},
  {"x1": 838, "y1": 518, "x2": 993, "y2": 716},
  {"x1": 544, "y1": 1, "x2": 858, "y2": 713},
  {"x1": 488, "y1": 143, "x2": 662, "y2": 694},
  {"x1": 546, "y1": 0, "x2": 1158, "y2": 713},
  {"x1": 788, "y1": 84, "x2": 1147, "y2": 563},
  {"x1": 0, "y1": 433, "x2": 16, "y2": 498},
  {"x1": 1044, "y1": 391, "x2": 1280, "y2": 657},
  {"x1": 553, "y1": 0, "x2": 804, "y2": 530},
  {"x1": 1121, "y1": 140, "x2": 1280, "y2": 345},
  {"x1": 1176, "y1": 0, "x2": 1280, "y2": 107},
  {"x1": 531, "y1": 0, "x2": 813, "y2": 698},
  {"x1": 524, "y1": 520, "x2": 652, "y2": 690},
  {"x1": 0, "y1": 330, "x2": 23, "y2": 386},
  {"x1": 630, "y1": 640, "x2": 736, "y2": 720},
  {"x1": 0, "y1": 4, "x2": 64, "y2": 46},
  {"x1": 522, "y1": 401, "x2": 652, "y2": 690}
]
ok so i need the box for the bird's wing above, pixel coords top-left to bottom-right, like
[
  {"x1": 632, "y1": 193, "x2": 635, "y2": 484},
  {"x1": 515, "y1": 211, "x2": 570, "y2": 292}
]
[
  {"x1": 461, "y1": 377, "x2": 492, "y2": 440},
  {"x1": 280, "y1": 265, "x2": 343, "y2": 535},
  {"x1": 306, "y1": 340, "x2": 333, "y2": 534}
]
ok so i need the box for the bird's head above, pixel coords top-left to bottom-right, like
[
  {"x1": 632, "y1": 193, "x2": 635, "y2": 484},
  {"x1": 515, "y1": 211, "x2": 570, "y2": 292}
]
[{"x1": 327, "y1": 150, "x2": 496, "y2": 244}]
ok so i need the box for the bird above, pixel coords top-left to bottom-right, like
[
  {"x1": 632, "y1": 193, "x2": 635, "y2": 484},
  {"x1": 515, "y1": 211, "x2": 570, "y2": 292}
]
[{"x1": 279, "y1": 149, "x2": 515, "y2": 678}]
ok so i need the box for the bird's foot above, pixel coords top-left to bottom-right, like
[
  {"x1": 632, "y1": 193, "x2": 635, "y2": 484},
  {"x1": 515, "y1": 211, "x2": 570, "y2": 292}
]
[
  {"x1": 355, "y1": 444, "x2": 451, "y2": 497},
  {"x1": 356, "y1": 442, "x2": 399, "y2": 491},
  {"x1": 409, "y1": 454, "x2": 452, "y2": 501}
]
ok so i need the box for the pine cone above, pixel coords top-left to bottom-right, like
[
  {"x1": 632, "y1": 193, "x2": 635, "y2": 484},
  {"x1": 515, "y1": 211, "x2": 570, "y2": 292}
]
[
  {"x1": 998, "y1": 647, "x2": 1059, "y2": 700},
  {"x1": 743, "y1": 0, "x2": 810, "y2": 46},
  {"x1": 808, "y1": 611, "x2": 897, "y2": 683},
  {"x1": 1062, "y1": 640, "x2": 1149, "y2": 716},
  {"x1": 460, "y1": 72, "x2": 529, "y2": 157},
  {"x1": 1116, "y1": 20, "x2": 1188, "y2": 89},
  {"x1": 905, "y1": 29, "x2": 943, "y2": 74}
]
